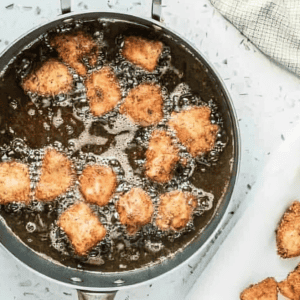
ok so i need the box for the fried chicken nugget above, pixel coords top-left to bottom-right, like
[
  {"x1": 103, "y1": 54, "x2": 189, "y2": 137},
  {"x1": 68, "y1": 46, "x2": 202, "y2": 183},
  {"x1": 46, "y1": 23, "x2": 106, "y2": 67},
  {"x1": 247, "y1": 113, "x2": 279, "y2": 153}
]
[
  {"x1": 35, "y1": 149, "x2": 74, "y2": 202},
  {"x1": 156, "y1": 190, "x2": 197, "y2": 231},
  {"x1": 119, "y1": 83, "x2": 164, "y2": 126},
  {"x1": 145, "y1": 129, "x2": 180, "y2": 183},
  {"x1": 278, "y1": 266, "x2": 300, "y2": 300},
  {"x1": 79, "y1": 165, "x2": 117, "y2": 207},
  {"x1": 240, "y1": 278, "x2": 278, "y2": 300},
  {"x1": 121, "y1": 36, "x2": 163, "y2": 72},
  {"x1": 168, "y1": 106, "x2": 219, "y2": 157},
  {"x1": 22, "y1": 59, "x2": 73, "y2": 96},
  {"x1": 0, "y1": 161, "x2": 30, "y2": 205},
  {"x1": 85, "y1": 66, "x2": 122, "y2": 116},
  {"x1": 58, "y1": 202, "x2": 106, "y2": 256},
  {"x1": 50, "y1": 31, "x2": 99, "y2": 77},
  {"x1": 116, "y1": 187, "x2": 154, "y2": 235},
  {"x1": 278, "y1": 280, "x2": 296, "y2": 300},
  {"x1": 276, "y1": 201, "x2": 300, "y2": 258}
]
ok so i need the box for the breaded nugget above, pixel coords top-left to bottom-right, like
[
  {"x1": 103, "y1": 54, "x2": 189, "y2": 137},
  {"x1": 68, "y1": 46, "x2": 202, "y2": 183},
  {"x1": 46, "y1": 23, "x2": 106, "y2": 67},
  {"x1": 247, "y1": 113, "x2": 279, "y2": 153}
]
[
  {"x1": 278, "y1": 265, "x2": 300, "y2": 300},
  {"x1": 240, "y1": 278, "x2": 278, "y2": 300},
  {"x1": 276, "y1": 201, "x2": 300, "y2": 258},
  {"x1": 121, "y1": 36, "x2": 163, "y2": 72},
  {"x1": 0, "y1": 161, "x2": 30, "y2": 205},
  {"x1": 79, "y1": 164, "x2": 117, "y2": 207},
  {"x1": 116, "y1": 187, "x2": 154, "y2": 235},
  {"x1": 156, "y1": 190, "x2": 197, "y2": 231},
  {"x1": 58, "y1": 202, "x2": 106, "y2": 256},
  {"x1": 35, "y1": 149, "x2": 74, "y2": 202},
  {"x1": 50, "y1": 31, "x2": 98, "y2": 77},
  {"x1": 85, "y1": 67, "x2": 122, "y2": 116},
  {"x1": 119, "y1": 83, "x2": 163, "y2": 126},
  {"x1": 168, "y1": 106, "x2": 219, "y2": 157},
  {"x1": 145, "y1": 129, "x2": 180, "y2": 183},
  {"x1": 278, "y1": 280, "x2": 295, "y2": 300},
  {"x1": 22, "y1": 59, "x2": 73, "y2": 96}
]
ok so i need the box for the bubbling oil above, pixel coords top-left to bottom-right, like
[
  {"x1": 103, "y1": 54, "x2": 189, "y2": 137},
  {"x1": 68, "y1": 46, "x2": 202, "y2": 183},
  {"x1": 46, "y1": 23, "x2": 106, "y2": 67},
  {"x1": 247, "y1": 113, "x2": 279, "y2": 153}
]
[{"x1": 0, "y1": 19, "x2": 228, "y2": 272}]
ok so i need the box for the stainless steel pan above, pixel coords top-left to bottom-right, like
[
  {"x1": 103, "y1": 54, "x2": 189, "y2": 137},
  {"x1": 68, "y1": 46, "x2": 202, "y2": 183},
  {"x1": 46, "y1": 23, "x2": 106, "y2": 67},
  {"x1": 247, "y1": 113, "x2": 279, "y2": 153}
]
[{"x1": 0, "y1": 1, "x2": 240, "y2": 299}]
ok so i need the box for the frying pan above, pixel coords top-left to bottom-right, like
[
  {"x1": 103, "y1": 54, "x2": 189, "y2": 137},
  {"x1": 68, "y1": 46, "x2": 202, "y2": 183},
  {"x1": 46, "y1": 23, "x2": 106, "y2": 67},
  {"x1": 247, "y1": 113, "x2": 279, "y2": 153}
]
[{"x1": 0, "y1": 0, "x2": 240, "y2": 299}]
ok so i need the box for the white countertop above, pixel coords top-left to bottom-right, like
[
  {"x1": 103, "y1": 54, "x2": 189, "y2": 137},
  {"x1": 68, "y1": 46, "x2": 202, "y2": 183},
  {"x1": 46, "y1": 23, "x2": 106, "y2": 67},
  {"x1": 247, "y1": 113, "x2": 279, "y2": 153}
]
[{"x1": 1, "y1": 0, "x2": 300, "y2": 299}]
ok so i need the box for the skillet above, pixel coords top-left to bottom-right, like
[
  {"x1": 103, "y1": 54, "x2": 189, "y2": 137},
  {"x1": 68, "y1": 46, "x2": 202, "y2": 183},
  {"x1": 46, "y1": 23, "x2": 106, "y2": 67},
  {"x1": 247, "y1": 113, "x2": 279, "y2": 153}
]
[{"x1": 0, "y1": 0, "x2": 240, "y2": 299}]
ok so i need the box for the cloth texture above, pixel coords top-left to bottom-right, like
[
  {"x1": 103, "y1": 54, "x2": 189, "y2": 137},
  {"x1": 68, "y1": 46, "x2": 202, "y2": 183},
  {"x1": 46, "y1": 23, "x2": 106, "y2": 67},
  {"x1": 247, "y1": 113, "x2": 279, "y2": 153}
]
[{"x1": 210, "y1": 0, "x2": 300, "y2": 76}]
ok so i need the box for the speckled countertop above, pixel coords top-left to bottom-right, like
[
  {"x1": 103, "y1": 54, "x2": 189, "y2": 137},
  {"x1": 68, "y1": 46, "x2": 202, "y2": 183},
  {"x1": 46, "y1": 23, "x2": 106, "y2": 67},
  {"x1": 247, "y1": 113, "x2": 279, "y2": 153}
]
[{"x1": 1, "y1": 0, "x2": 300, "y2": 299}]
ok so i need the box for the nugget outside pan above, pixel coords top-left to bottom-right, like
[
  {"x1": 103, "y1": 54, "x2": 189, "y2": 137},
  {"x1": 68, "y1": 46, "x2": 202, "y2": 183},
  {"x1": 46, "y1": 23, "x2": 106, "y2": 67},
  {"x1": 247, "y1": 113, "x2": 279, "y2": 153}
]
[{"x1": 0, "y1": 0, "x2": 240, "y2": 298}]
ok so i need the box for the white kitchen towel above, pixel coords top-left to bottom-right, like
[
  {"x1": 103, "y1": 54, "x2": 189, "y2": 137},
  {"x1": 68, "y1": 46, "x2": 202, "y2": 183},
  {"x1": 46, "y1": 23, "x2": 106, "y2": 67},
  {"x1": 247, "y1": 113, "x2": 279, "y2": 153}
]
[{"x1": 210, "y1": 0, "x2": 300, "y2": 76}]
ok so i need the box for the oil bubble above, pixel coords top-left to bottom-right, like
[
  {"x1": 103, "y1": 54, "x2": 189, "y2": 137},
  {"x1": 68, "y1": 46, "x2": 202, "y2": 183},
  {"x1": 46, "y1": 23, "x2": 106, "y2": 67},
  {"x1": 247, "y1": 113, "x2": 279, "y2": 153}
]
[{"x1": 26, "y1": 222, "x2": 37, "y2": 233}]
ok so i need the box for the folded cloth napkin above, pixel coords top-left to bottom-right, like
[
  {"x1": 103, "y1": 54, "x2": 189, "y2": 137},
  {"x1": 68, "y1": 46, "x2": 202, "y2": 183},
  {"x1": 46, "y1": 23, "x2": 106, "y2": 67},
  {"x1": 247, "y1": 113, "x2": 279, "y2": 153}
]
[{"x1": 210, "y1": 0, "x2": 300, "y2": 76}]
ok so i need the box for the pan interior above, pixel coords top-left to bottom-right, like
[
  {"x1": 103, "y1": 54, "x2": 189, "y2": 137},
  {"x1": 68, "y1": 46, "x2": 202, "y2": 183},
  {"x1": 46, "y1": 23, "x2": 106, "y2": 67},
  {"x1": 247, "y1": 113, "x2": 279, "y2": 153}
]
[{"x1": 0, "y1": 14, "x2": 237, "y2": 286}]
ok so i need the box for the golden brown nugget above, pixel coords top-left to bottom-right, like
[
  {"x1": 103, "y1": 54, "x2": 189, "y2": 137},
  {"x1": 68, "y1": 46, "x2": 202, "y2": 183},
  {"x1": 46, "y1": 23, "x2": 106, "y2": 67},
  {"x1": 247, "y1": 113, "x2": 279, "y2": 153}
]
[
  {"x1": 168, "y1": 106, "x2": 219, "y2": 157},
  {"x1": 58, "y1": 202, "x2": 106, "y2": 256},
  {"x1": 50, "y1": 31, "x2": 99, "y2": 77},
  {"x1": 122, "y1": 36, "x2": 163, "y2": 72},
  {"x1": 278, "y1": 265, "x2": 300, "y2": 300},
  {"x1": 0, "y1": 161, "x2": 30, "y2": 205},
  {"x1": 79, "y1": 165, "x2": 117, "y2": 207},
  {"x1": 145, "y1": 129, "x2": 180, "y2": 183},
  {"x1": 276, "y1": 201, "x2": 300, "y2": 258},
  {"x1": 116, "y1": 187, "x2": 154, "y2": 235},
  {"x1": 22, "y1": 59, "x2": 73, "y2": 96},
  {"x1": 240, "y1": 278, "x2": 278, "y2": 300},
  {"x1": 35, "y1": 149, "x2": 74, "y2": 202},
  {"x1": 278, "y1": 280, "x2": 296, "y2": 300},
  {"x1": 85, "y1": 67, "x2": 122, "y2": 116},
  {"x1": 119, "y1": 83, "x2": 163, "y2": 126},
  {"x1": 156, "y1": 190, "x2": 197, "y2": 231}
]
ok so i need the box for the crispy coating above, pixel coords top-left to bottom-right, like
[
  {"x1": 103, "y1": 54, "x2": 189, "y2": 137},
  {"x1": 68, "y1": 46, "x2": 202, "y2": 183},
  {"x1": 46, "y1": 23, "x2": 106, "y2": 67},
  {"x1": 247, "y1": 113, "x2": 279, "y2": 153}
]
[
  {"x1": 79, "y1": 165, "x2": 117, "y2": 207},
  {"x1": 116, "y1": 187, "x2": 154, "y2": 235},
  {"x1": 119, "y1": 83, "x2": 164, "y2": 126},
  {"x1": 156, "y1": 190, "x2": 197, "y2": 231},
  {"x1": 168, "y1": 106, "x2": 219, "y2": 157},
  {"x1": 278, "y1": 265, "x2": 300, "y2": 300},
  {"x1": 278, "y1": 280, "x2": 296, "y2": 300},
  {"x1": 35, "y1": 149, "x2": 74, "y2": 202},
  {"x1": 50, "y1": 31, "x2": 99, "y2": 77},
  {"x1": 0, "y1": 161, "x2": 31, "y2": 205},
  {"x1": 22, "y1": 59, "x2": 73, "y2": 96},
  {"x1": 240, "y1": 278, "x2": 278, "y2": 300},
  {"x1": 145, "y1": 129, "x2": 180, "y2": 183},
  {"x1": 276, "y1": 201, "x2": 300, "y2": 258},
  {"x1": 58, "y1": 202, "x2": 106, "y2": 256},
  {"x1": 85, "y1": 67, "x2": 122, "y2": 116},
  {"x1": 121, "y1": 36, "x2": 163, "y2": 72}
]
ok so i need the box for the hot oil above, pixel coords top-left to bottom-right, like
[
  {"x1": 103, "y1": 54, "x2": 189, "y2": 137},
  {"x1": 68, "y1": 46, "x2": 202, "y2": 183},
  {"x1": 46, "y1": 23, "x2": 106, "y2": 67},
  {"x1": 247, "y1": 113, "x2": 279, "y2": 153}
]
[{"x1": 0, "y1": 20, "x2": 230, "y2": 272}]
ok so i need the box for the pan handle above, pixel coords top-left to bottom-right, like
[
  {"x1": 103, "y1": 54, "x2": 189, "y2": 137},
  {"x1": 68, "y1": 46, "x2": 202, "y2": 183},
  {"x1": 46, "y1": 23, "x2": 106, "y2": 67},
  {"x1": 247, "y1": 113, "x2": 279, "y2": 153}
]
[
  {"x1": 77, "y1": 290, "x2": 117, "y2": 300},
  {"x1": 60, "y1": 0, "x2": 162, "y2": 22}
]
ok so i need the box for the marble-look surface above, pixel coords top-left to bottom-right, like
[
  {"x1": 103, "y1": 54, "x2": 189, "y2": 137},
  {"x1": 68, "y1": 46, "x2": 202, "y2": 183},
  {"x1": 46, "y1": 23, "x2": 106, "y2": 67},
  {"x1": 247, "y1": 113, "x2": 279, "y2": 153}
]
[{"x1": 0, "y1": 0, "x2": 300, "y2": 299}]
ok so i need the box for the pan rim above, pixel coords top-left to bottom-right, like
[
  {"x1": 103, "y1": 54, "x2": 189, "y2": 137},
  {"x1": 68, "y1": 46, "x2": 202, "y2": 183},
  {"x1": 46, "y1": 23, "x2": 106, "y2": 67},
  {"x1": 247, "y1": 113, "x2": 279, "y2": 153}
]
[{"x1": 0, "y1": 10, "x2": 240, "y2": 290}]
